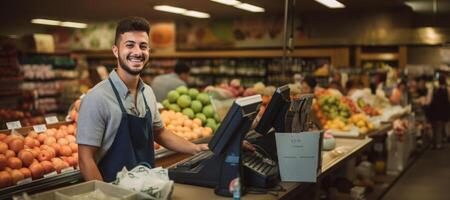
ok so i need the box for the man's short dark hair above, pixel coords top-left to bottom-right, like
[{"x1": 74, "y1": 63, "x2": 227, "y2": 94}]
[
  {"x1": 115, "y1": 17, "x2": 150, "y2": 45},
  {"x1": 174, "y1": 62, "x2": 190, "y2": 75}
]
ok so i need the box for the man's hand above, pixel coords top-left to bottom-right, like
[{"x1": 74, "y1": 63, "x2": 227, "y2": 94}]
[
  {"x1": 192, "y1": 143, "x2": 209, "y2": 154},
  {"x1": 242, "y1": 140, "x2": 256, "y2": 152}
]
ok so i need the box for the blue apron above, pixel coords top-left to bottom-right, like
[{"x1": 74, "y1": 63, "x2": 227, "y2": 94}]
[{"x1": 98, "y1": 78, "x2": 155, "y2": 182}]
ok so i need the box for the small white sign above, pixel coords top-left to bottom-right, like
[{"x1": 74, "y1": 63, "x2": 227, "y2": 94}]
[
  {"x1": 33, "y1": 124, "x2": 47, "y2": 133},
  {"x1": 276, "y1": 131, "x2": 322, "y2": 182},
  {"x1": 61, "y1": 167, "x2": 75, "y2": 174},
  {"x1": 45, "y1": 116, "x2": 59, "y2": 124},
  {"x1": 17, "y1": 177, "x2": 32, "y2": 185},
  {"x1": 43, "y1": 171, "x2": 58, "y2": 178},
  {"x1": 6, "y1": 121, "x2": 22, "y2": 130}
]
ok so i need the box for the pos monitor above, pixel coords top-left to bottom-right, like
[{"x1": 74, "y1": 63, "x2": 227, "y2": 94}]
[
  {"x1": 169, "y1": 95, "x2": 262, "y2": 197},
  {"x1": 254, "y1": 84, "x2": 291, "y2": 135}
]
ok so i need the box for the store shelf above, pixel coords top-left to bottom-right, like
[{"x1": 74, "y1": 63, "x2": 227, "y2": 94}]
[
  {"x1": 76, "y1": 48, "x2": 349, "y2": 66},
  {"x1": 359, "y1": 53, "x2": 399, "y2": 61},
  {"x1": 23, "y1": 77, "x2": 78, "y2": 82}
]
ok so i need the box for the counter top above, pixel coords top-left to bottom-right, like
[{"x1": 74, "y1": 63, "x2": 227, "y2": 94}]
[{"x1": 171, "y1": 137, "x2": 373, "y2": 200}]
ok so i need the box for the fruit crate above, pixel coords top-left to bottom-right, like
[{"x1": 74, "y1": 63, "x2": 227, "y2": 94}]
[{"x1": 13, "y1": 180, "x2": 139, "y2": 200}]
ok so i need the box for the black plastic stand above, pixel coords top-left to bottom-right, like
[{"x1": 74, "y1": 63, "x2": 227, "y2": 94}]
[{"x1": 214, "y1": 117, "x2": 252, "y2": 197}]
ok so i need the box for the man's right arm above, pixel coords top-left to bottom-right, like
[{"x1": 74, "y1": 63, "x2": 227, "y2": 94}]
[
  {"x1": 78, "y1": 144, "x2": 103, "y2": 181},
  {"x1": 76, "y1": 92, "x2": 108, "y2": 181}
]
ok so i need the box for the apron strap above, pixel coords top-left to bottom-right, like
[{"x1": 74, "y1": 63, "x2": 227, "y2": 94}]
[
  {"x1": 108, "y1": 78, "x2": 127, "y2": 113},
  {"x1": 142, "y1": 90, "x2": 151, "y2": 112}
]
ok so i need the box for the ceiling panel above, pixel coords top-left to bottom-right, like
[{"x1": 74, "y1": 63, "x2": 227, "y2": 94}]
[{"x1": 2, "y1": 0, "x2": 449, "y2": 35}]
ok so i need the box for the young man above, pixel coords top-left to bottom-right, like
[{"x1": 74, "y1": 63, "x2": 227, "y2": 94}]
[
  {"x1": 152, "y1": 62, "x2": 190, "y2": 102},
  {"x1": 77, "y1": 17, "x2": 208, "y2": 182}
]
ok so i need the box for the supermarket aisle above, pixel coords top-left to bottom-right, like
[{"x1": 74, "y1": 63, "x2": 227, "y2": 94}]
[{"x1": 382, "y1": 145, "x2": 450, "y2": 200}]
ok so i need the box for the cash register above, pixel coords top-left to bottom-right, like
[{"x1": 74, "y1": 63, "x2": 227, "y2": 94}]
[
  {"x1": 244, "y1": 85, "x2": 291, "y2": 188},
  {"x1": 246, "y1": 88, "x2": 315, "y2": 188},
  {"x1": 169, "y1": 95, "x2": 262, "y2": 197}
]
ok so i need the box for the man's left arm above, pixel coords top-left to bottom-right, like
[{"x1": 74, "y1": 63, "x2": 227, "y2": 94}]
[
  {"x1": 154, "y1": 128, "x2": 208, "y2": 155},
  {"x1": 147, "y1": 89, "x2": 208, "y2": 155}
]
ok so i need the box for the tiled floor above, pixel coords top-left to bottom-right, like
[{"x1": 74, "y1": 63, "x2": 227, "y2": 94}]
[{"x1": 382, "y1": 145, "x2": 450, "y2": 200}]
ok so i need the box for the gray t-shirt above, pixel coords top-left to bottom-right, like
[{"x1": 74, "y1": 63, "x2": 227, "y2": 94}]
[
  {"x1": 151, "y1": 73, "x2": 186, "y2": 102},
  {"x1": 77, "y1": 70, "x2": 163, "y2": 162}
]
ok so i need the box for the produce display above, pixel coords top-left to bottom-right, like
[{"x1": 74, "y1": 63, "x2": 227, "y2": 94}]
[
  {"x1": 314, "y1": 90, "x2": 353, "y2": 127},
  {"x1": 162, "y1": 86, "x2": 221, "y2": 133},
  {"x1": 356, "y1": 98, "x2": 381, "y2": 116},
  {"x1": 0, "y1": 124, "x2": 78, "y2": 189},
  {"x1": 348, "y1": 113, "x2": 374, "y2": 134},
  {"x1": 313, "y1": 89, "x2": 375, "y2": 135},
  {"x1": 160, "y1": 110, "x2": 213, "y2": 142}
]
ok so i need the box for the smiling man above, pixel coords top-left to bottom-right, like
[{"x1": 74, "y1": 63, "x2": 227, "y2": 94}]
[{"x1": 76, "y1": 17, "x2": 208, "y2": 182}]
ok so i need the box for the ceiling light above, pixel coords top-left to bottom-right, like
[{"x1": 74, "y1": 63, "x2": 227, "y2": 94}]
[
  {"x1": 154, "y1": 5, "x2": 210, "y2": 18},
  {"x1": 405, "y1": 1, "x2": 433, "y2": 12},
  {"x1": 154, "y1": 5, "x2": 187, "y2": 14},
  {"x1": 31, "y1": 18, "x2": 60, "y2": 26},
  {"x1": 234, "y1": 3, "x2": 265, "y2": 12},
  {"x1": 210, "y1": 0, "x2": 241, "y2": 6},
  {"x1": 60, "y1": 21, "x2": 88, "y2": 29},
  {"x1": 314, "y1": 0, "x2": 345, "y2": 9},
  {"x1": 183, "y1": 10, "x2": 210, "y2": 18},
  {"x1": 31, "y1": 18, "x2": 87, "y2": 29}
]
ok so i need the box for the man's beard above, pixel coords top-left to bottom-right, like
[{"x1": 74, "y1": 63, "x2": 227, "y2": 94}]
[{"x1": 118, "y1": 52, "x2": 147, "y2": 76}]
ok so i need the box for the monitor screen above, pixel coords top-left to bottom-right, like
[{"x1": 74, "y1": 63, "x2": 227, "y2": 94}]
[
  {"x1": 254, "y1": 85, "x2": 291, "y2": 134},
  {"x1": 208, "y1": 95, "x2": 262, "y2": 155}
]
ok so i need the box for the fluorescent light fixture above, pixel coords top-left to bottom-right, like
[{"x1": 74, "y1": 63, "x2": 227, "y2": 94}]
[
  {"x1": 60, "y1": 21, "x2": 88, "y2": 29},
  {"x1": 183, "y1": 10, "x2": 210, "y2": 18},
  {"x1": 154, "y1": 5, "x2": 186, "y2": 14},
  {"x1": 31, "y1": 18, "x2": 60, "y2": 26},
  {"x1": 210, "y1": 0, "x2": 241, "y2": 6},
  {"x1": 154, "y1": 5, "x2": 210, "y2": 18},
  {"x1": 405, "y1": 1, "x2": 432, "y2": 12},
  {"x1": 234, "y1": 3, "x2": 265, "y2": 12},
  {"x1": 31, "y1": 18, "x2": 87, "y2": 28},
  {"x1": 314, "y1": 0, "x2": 345, "y2": 9}
]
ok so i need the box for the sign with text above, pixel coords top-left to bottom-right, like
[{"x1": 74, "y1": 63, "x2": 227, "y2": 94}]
[
  {"x1": 275, "y1": 131, "x2": 322, "y2": 182},
  {"x1": 33, "y1": 124, "x2": 47, "y2": 133},
  {"x1": 45, "y1": 116, "x2": 59, "y2": 125},
  {"x1": 6, "y1": 121, "x2": 22, "y2": 130}
]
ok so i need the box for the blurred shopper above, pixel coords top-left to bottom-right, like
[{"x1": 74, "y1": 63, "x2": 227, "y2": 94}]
[
  {"x1": 345, "y1": 80, "x2": 358, "y2": 96},
  {"x1": 151, "y1": 62, "x2": 190, "y2": 102},
  {"x1": 390, "y1": 80, "x2": 408, "y2": 106},
  {"x1": 423, "y1": 74, "x2": 450, "y2": 149},
  {"x1": 301, "y1": 75, "x2": 317, "y2": 94},
  {"x1": 329, "y1": 80, "x2": 344, "y2": 94}
]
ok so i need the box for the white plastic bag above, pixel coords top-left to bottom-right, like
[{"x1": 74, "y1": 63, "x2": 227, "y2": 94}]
[{"x1": 114, "y1": 165, "x2": 173, "y2": 200}]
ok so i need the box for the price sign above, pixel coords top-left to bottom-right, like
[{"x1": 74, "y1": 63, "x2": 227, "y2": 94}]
[
  {"x1": 61, "y1": 167, "x2": 75, "y2": 173},
  {"x1": 33, "y1": 124, "x2": 47, "y2": 133},
  {"x1": 45, "y1": 116, "x2": 59, "y2": 124},
  {"x1": 6, "y1": 121, "x2": 22, "y2": 130},
  {"x1": 43, "y1": 171, "x2": 58, "y2": 178},
  {"x1": 17, "y1": 178, "x2": 32, "y2": 185}
]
